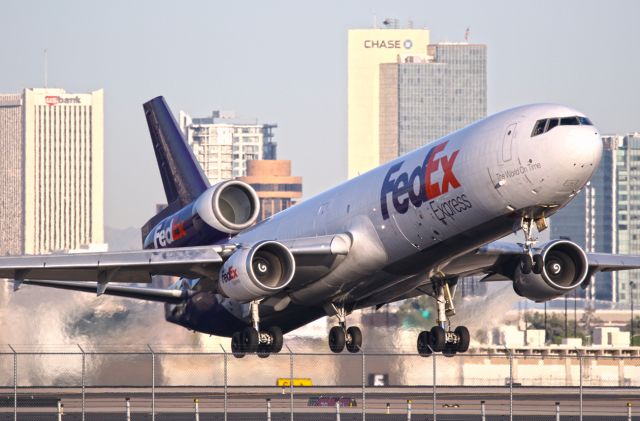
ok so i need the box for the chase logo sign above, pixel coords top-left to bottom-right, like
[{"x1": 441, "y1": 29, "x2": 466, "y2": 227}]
[
  {"x1": 380, "y1": 141, "x2": 463, "y2": 220},
  {"x1": 364, "y1": 39, "x2": 413, "y2": 49}
]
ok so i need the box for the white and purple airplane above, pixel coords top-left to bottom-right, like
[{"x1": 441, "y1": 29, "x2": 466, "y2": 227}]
[{"x1": 2, "y1": 98, "x2": 637, "y2": 357}]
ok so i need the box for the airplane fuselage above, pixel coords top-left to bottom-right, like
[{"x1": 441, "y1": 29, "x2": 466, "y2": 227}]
[{"x1": 165, "y1": 104, "x2": 602, "y2": 336}]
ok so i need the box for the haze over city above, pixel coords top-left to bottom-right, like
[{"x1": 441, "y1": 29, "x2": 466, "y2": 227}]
[{"x1": 1, "y1": 0, "x2": 637, "y2": 229}]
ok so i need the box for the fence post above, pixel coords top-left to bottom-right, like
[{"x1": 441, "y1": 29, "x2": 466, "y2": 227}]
[
  {"x1": 126, "y1": 397, "x2": 131, "y2": 421},
  {"x1": 335, "y1": 400, "x2": 341, "y2": 421},
  {"x1": 480, "y1": 400, "x2": 486, "y2": 421},
  {"x1": 9, "y1": 344, "x2": 16, "y2": 421},
  {"x1": 148, "y1": 345, "x2": 155, "y2": 421},
  {"x1": 579, "y1": 352, "x2": 583, "y2": 421},
  {"x1": 508, "y1": 349, "x2": 513, "y2": 421},
  {"x1": 219, "y1": 344, "x2": 228, "y2": 421},
  {"x1": 407, "y1": 399, "x2": 412, "y2": 421},
  {"x1": 57, "y1": 399, "x2": 63, "y2": 421},
  {"x1": 78, "y1": 344, "x2": 86, "y2": 421},
  {"x1": 194, "y1": 398, "x2": 200, "y2": 421},
  {"x1": 361, "y1": 350, "x2": 366, "y2": 421},
  {"x1": 266, "y1": 398, "x2": 271, "y2": 421},
  {"x1": 432, "y1": 348, "x2": 437, "y2": 421},
  {"x1": 555, "y1": 401, "x2": 560, "y2": 421},
  {"x1": 287, "y1": 345, "x2": 294, "y2": 421}
]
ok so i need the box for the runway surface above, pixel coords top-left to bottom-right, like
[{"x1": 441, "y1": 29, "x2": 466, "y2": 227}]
[{"x1": 1, "y1": 386, "x2": 638, "y2": 420}]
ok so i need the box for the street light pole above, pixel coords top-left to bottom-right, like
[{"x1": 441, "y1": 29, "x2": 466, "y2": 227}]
[{"x1": 631, "y1": 281, "x2": 635, "y2": 346}]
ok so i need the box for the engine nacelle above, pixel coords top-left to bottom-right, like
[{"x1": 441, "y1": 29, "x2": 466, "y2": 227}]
[
  {"x1": 513, "y1": 240, "x2": 589, "y2": 302},
  {"x1": 144, "y1": 180, "x2": 260, "y2": 249},
  {"x1": 219, "y1": 241, "x2": 295, "y2": 303}
]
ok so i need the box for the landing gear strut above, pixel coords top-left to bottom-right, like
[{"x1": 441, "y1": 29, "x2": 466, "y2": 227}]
[
  {"x1": 520, "y1": 217, "x2": 544, "y2": 275},
  {"x1": 417, "y1": 279, "x2": 470, "y2": 357},
  {"x1": 230, "y1": 300, "x2": 284, "y2": 358},
  {"x1": 328, "y1": 305, "x2": 362, "y2": 353}
]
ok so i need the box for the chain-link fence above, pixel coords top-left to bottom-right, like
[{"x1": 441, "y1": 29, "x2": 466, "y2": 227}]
[{"x1": 0, "y1": 346, "x2": 638, "y2": 420}]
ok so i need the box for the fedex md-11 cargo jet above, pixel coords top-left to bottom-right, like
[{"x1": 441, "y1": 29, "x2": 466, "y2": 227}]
[{"x1": 2, "y1": 98, "x2": 638, "y2": 357}]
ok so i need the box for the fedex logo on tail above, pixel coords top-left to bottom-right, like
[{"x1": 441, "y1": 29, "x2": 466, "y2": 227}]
[
  {"x1": 380, "y1": 141, "x2": 461, "y2": 220},
  {"x1": 153, "y1": 218, "x2": 187, "y2": 248}
]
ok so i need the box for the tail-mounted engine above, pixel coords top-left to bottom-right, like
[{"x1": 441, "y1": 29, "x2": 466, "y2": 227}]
[
  {"x1": 144, "y1": 180, "x2": 260, "y2": 249},
  {"x1": 219, "y1": 241, "x2": 296, "y2": 303},
  {"x1": 513, "y1": 240, "x2": 589, "y2": 302}
]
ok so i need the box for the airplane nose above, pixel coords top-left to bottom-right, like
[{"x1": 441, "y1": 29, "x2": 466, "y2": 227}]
[{"x1": 556, "y1": 126, "x2": 602, "y2": 192}]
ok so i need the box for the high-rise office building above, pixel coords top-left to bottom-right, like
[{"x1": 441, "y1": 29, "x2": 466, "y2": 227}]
[
  {"x1": 551, "y1": 134, "x2": 640, "y2": 305},
  {"x1": 612, "y1": 133, "x2": 640, "y2": 305},
  {"x1": 236, "y1": 160, "x2": 302, "y2": 221},
  {"x1": 0, "y1": 88, "x2": 104, "y2": 255},
  {"x1": 179, "y1": 111, "x2": 277, "y2": 184},
  {"x1": 348, "y1": 28, "x2": 430, "y2": 178},
  {"x1": 0, "y1": 94, "x2": 24, "y2": 256},
  {"x1": 348, "y1": 27, "x2": 487, "y2": 176},
  {"x1": 379, "y1": 43, "x2": 487, "y2": 163}
]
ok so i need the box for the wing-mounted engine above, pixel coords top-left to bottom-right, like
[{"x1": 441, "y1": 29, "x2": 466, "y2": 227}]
[
  {"x1": 219, "y1": 241, "x2": 296, "y2": 302},
  {"x1": 144, "y1": 180, "x2": 260, "y2": 249},
  {"x1": 512, "y1": 240, "x2": 589, "y2": 302}
]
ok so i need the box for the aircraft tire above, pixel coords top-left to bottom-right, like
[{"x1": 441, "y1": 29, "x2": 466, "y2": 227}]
[
  {"x1": 429, "y1": 326, "x2": 446, "y2": 352},
  {"x1": 268, "y1": 326, "x2": 284, "y2": 353},
  {"x1": 417, "y1": 331, "x2": 432, "y2": 356},
  {"x1": 242, "y1": 327, "x2": 259, "y2": 353},
  {"x1": 532, "y1": 254, "x2": 544, "y2": 275},
  {"x1": 231, "y1": 332, "x2": 245, "y2": 358},
  {"x1": 329, "y1": 326, "x2": 346, "y2": 353},
  {"x1": 455, "y1": 326, "x2": 470, "y2": 352},
  {"x1": 257, "y1": 345, "x2": 270, "y2": 358},
  {"x1": 346, "y1": 326, "x2": 362, "y2": 353},
  {"x1": 443, "y1": 343, "x2": 457, "y2": 358},
  {"x1": 520, "y1": 255, "x2": 533, "y2": 274}
]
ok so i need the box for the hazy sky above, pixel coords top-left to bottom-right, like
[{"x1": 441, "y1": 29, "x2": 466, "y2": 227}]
[{"x1": 1, "y1": 1, "x2": 638, "y2": 229}]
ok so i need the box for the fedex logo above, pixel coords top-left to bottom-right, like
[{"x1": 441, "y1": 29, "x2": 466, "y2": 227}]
[
  {"x1": 221, "y1": 266, "x2": 238, "y2": 283},
  {"x1": 380, "y1": 141, "x2": 461, "y2": 220},
  {"x1": 153, "y1": 218, "x2": 187, "y2": 248}
]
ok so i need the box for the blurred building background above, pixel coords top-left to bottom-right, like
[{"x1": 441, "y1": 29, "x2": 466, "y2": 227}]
[
  {"x1": 179, "y1": 110, "x2": 277, "y2": 184},
  {"x1": 0, "y1": 88, "x2": 105, "y2": 255},
  {"x1": 236, "y1": 160, "x2": 302, "y2": 221},
  {"x1": 550, "y1": 134, "x2": 640, "y2": 307}
]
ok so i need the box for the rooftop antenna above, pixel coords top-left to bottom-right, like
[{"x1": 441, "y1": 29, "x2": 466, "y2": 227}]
[
  {"x1": 373, "y1": 13, "x2": 377, "y2": 29},
  {"x1": 464, "y1": 27, "x2": 470, "y2": 42},
  {"x1": 44, "y1": 48, "x2": 48, "y2": 89}
]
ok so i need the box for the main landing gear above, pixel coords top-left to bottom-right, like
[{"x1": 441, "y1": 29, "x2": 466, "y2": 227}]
[
  {"x1": 328, "y1": 306, "x2": 362, "y2": 353},
  {"x1": 416, "y1": 279, "x2": 470, "y2": 357},
  {"x1": 230, "y1": 300, "x2": 284, "y2": 358}
]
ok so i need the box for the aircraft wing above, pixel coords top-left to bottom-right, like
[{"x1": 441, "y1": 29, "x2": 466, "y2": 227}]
[
  {"x1": 1, "y1": 234, "x2": 351, "y2": 297},
  {"x1": 0, "y1": 246, "x2": 227, "y2": 284},
  {"x1": 440, "y1": 241, "x2": 640, "y2": 281}
]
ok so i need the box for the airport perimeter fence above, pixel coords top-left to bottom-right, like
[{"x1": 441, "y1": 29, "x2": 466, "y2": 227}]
[{"x1": 0, "y1": 346, "x2": 639, "y2": 420}]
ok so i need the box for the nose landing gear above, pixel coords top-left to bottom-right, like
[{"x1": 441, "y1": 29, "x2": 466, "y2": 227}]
[
  {"x1": 230, "y1": 300, "x2": 284, "y2": 358},
  {"x1": 416, "y1": 279, "x2": 470, "y2": 357}
]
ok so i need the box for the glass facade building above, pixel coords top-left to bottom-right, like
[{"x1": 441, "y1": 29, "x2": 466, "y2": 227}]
[
  {"x1": 551, "y1": 134, "x2": 640, "y2": 305},
  {"x1": 550, "y1": 137, "x2": 616, "y2": 302},
  {"x1": 379, "y1": 43, "x2": 487, "y2": 162}
]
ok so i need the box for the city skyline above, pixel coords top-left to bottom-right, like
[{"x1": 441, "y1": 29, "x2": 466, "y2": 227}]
[{"x1": 0, "y1": 1, "x2": 638, "y2": 229}]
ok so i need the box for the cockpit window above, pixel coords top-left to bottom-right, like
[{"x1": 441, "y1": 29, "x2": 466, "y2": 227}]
[
  {"x1": 578, "y1": 116, "x2": 593, "y2": 126},
  {"x1": 560, "y1": 116, "x2": 579, "y2": 126},
  {"x1": 531, "y1": 115, "x2": 593, "y2": 137},
  {"x1": 532, "y1": 120, "x2": 546, "y2": 136}
]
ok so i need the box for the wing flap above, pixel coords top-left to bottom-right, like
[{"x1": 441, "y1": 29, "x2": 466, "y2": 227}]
[{"x1": 17, "y1": 280, "x2": 187, "y2": 303}]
